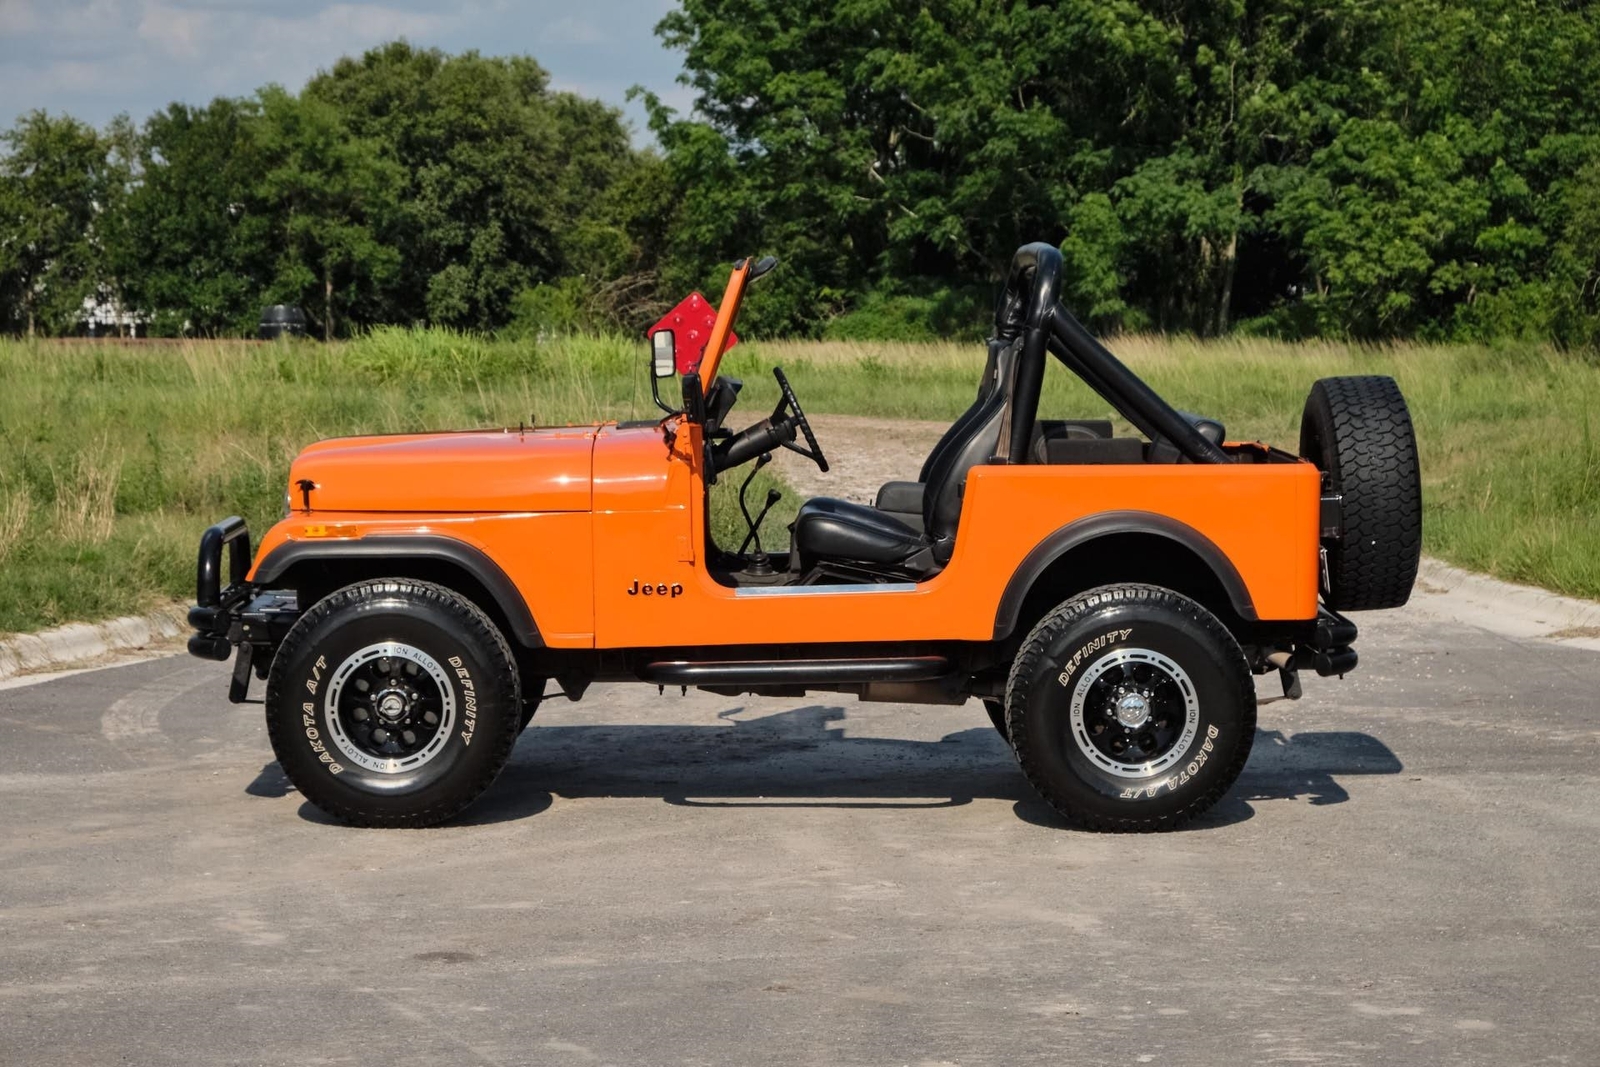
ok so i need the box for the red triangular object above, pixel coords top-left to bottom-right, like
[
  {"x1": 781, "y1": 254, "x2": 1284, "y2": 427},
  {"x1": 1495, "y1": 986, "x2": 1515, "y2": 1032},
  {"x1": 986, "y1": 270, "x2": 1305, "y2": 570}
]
[{"x1": 646, "y1": 293, "x2": 737, "y2": 375}]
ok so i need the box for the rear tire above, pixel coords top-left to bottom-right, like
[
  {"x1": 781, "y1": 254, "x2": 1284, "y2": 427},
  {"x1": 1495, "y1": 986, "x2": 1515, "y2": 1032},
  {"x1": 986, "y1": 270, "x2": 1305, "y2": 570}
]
[
  {"x1": 265, "y1": 579, "x2": 522, "y2": 828},
  {"x1": 1006, "y1": 584, "x2": 1255, "y2": 832},
  {"x1": 1300, "y1": 376, "x2": 1422, "y2": 611}
]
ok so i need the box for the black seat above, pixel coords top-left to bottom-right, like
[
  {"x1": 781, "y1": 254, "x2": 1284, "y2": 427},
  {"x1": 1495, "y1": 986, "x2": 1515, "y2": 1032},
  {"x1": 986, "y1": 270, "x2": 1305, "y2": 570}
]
[
  {"x1": 788, "y1": 498, "x2": 928, "y2": 566},
  {"x1": 793, "y1": 338, "x2": 1023, "y2": 576},
  {"x1": 873, "y1": 339, "x2": 1009, "y2": 520}
]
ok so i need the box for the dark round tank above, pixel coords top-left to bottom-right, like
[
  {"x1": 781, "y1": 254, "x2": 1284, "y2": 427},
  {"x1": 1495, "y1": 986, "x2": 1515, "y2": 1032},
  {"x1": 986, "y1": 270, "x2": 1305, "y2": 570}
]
[{"x1": 258, "y1": 305, "x2": 308, "y2": 340}]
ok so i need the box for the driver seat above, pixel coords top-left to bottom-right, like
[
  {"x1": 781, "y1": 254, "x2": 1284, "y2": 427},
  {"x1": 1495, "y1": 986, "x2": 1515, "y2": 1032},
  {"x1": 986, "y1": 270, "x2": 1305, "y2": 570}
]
[
  {"x1": 874, "y1": 338, "x2": 1008, "y2": 515},
  {"x1": 790, "y1": 337, "x2": 1022, "y2": 578}
]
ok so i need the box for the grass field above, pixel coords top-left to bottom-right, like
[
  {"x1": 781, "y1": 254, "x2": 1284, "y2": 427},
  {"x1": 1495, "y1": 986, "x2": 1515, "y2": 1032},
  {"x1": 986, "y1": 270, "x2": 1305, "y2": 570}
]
[{"x1": 1, "y1": 329, "x2": 1596, "y2": 636}]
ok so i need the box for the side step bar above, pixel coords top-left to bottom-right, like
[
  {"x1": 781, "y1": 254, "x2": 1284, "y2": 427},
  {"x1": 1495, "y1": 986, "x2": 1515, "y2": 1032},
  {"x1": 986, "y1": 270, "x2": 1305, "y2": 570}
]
[{"x1": 640, "y1": 656, "x2": 951, "y2": 687}]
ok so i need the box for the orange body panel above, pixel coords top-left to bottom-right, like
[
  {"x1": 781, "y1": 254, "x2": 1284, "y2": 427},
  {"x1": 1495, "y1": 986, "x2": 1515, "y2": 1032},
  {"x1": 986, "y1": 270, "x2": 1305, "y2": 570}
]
[
  {"x1": 588, "y1": 426, "x2": 1319, "y2": 647},
  {"x1": 294, "y1": 428, "x2": 597, "y2": 513},
  {"x1": 250, "y1": 511, "x2": 598, "y2": 646},
  {"x1": 251, "y1": 415, "x2": 1320, "y2": 651}
]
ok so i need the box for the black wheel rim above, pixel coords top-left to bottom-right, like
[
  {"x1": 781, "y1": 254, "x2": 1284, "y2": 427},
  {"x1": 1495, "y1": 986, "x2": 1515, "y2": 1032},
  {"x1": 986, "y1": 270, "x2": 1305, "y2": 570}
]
[
  {"x1": 1067, "y1": 648, "x2": 1199, "y2": 778},
  {"x1": 324, "y1": 642, "x2": 456, "y2": 774}
]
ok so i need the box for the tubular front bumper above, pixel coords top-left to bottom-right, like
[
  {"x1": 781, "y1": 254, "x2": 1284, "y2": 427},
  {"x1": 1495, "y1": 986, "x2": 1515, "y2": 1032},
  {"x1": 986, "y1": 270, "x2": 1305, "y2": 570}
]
[
  {"x1": 187, "y1": 516, "x2": 251, "y2": 661},
  {"x1": 187, "y1": 517, "x2": 298, "y2": 702}
]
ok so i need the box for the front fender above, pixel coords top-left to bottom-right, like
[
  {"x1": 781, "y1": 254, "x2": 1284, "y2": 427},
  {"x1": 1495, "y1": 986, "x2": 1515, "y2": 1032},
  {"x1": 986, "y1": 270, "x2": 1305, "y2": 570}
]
[{"x1": 252, "y1": 532, "x2": 543, "y2": 648}]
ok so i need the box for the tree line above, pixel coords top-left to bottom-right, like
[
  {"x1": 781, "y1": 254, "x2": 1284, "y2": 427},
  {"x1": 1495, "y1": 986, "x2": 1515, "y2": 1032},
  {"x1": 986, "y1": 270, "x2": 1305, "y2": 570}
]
[
  {"x1": 0, "y1": 43, "x2": 666, "y2": 340},
  {"x1": 7, "y1": 2, "x2": 1600, "y2": 344}
]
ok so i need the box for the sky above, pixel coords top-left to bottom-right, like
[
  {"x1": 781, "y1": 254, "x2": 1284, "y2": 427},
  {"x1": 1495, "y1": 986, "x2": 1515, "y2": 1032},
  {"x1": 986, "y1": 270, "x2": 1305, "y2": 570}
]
[{"x1": 0, "y1": 0, "x2": 693, "y2": 142}]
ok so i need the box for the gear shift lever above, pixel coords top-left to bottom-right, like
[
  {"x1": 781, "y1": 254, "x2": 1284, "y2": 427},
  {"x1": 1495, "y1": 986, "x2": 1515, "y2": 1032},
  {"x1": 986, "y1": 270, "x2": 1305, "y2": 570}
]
[{"x1": 738, "y1": 453, "x2": 783, "y2": 574}]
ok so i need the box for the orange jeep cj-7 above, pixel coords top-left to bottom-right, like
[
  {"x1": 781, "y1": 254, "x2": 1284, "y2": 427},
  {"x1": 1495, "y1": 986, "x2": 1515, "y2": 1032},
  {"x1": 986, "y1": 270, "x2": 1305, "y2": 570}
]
[{"x1": 189, "y1": 243, "x2": 1421, "y2": 830}]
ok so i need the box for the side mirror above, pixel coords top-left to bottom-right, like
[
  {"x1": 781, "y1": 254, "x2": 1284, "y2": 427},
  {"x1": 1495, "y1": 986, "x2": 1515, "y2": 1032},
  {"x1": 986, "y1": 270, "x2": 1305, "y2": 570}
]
[
  {"x1": 649, "y1": 331, "x2": 679, "y2": 414},
  {"x1": 652, "y1": 331, "x2": 676, "y2": 379}
]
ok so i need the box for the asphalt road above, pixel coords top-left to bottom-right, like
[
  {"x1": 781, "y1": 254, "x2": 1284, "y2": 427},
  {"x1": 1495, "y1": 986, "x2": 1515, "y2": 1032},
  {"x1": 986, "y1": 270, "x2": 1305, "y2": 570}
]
[{"x1": 1, "y1": 603, "x2": 1597, "y2": 1066}]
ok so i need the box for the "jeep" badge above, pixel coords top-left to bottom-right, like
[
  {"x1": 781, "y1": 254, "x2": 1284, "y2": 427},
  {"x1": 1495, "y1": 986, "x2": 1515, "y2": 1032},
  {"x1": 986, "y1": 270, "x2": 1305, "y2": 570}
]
[{"x1": 627, "y1": 580, "x2": 684, "y2": 598}]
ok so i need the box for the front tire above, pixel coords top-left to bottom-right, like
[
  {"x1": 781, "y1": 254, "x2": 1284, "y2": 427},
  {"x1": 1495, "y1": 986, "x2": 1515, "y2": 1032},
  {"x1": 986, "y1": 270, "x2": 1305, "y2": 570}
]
[
  {"x1": 1006, "y1": 584, "x2": 1255, "y2": 832},
  {"x1": 265, "y1": 579, "x2": 522, "y2": 828}
]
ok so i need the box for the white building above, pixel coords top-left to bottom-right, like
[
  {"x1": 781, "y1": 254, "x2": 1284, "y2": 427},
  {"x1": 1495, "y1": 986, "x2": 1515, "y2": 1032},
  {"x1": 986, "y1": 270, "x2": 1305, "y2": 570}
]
[{"x1": 78, "y1": 291, "x2": 146, "y2": 337}]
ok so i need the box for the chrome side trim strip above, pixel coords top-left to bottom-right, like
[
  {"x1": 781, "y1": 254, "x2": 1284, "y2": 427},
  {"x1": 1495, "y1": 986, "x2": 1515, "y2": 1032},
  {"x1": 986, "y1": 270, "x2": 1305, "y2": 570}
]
[{"x1": 733, "y1": 582, "x2": 918, "y2": 598}]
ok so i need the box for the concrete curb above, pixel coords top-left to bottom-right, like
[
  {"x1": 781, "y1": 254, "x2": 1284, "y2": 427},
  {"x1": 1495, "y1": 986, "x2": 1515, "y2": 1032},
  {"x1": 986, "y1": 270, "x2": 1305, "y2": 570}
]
[
  {"x1": 1409, "y1": 557, "x2": 1600, "y2": 652},
  {"x1": 0, "y1": 604, "x2": 189, "y2": 681}
]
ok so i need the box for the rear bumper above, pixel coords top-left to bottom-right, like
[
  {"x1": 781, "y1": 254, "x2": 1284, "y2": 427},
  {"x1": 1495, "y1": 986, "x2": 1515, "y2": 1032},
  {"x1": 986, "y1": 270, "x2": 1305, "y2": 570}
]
[
  {"x1": 187, "y1": 517, "x2": 298, "y2": 702},
  {"x1": 1309, "y1": 607, "x2": 1358, "y2": 676}
]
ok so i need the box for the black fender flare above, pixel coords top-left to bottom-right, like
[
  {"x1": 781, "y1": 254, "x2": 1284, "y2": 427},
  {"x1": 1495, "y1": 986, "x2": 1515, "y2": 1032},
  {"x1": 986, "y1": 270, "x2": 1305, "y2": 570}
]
[
  {"x1": 253, "y1": 535, "x2": 542, "y2": 647},
  {"x1": 993, "y1": 511, "x2": 1258, "y2": 640}
]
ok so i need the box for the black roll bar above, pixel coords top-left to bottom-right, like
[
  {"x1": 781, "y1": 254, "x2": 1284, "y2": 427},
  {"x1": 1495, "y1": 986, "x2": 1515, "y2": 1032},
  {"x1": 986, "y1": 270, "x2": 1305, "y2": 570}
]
[
  {"x1": 1048, "y1": 305, "x2": 1230, "y2": 464},
  {"x1": 992, "y1": 241, "x2": 1230, "y2": 466},
  {"x1": 993, "y1": 242, "x2": 1064, "y2": 461}
]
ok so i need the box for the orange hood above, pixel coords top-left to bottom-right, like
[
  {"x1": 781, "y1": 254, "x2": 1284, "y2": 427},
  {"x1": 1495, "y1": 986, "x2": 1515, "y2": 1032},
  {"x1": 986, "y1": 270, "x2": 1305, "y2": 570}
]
[{"x1": 289, "y1": 427, "x2": 598, "y2": 513}]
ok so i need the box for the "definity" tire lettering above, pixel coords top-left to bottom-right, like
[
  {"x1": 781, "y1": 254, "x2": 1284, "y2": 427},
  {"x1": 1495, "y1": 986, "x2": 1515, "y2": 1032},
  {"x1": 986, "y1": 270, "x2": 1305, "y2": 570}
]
[
  {"x1": 1057, "y1": 628, "x2": 1133, "y2": 687},
  {"x1": 448, "y1": 655, "x2": 477, "y2": 746}
]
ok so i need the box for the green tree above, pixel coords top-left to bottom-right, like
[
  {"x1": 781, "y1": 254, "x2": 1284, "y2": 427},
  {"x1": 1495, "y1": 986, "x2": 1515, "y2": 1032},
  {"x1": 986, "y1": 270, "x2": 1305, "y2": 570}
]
[
  {"x1": 1264, "y1": 0, "x2": 1600, "y2": 338},
  {"x1": 306, "y1": 42, "x2": 644, "y2": 331},
  {"x1": 253, "y1": 87, "x2": 401, "y2": 340},
  {"x1": 94, "y1": 115, "x2": 142, "y2": 334},
  {"x1": 71, "y1": 43, "x2": 656, "y2": 337},
  {"x1": 650, "y1": 0, "x2": 1370, "y2": 335},
  {"x1": 1269, "y1": 120, "x2": 1490, "y2": 337},
  {"x1": 652, "y1": 0, "x2": 1600, "y2": 341},
  {"x1": 0, "y1": 111, "x2": 119, "y2": 336},
  {"x1": 114, "y1": 98, "x2": 274, "y2": 336},
  {"x1": 1543, "y1": 158, "x2": 1600, "y2": 345}
]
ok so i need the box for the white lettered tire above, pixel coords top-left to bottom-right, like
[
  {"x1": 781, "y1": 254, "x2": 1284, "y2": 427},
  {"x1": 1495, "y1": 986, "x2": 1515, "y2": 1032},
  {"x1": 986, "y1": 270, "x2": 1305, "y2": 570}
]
[
  {"x1": 1006, "y1": 584, "x2": 1256, "y2": 831},
  {"x1": 265, "y1": 579, "x2": 522, "y2": 827}
]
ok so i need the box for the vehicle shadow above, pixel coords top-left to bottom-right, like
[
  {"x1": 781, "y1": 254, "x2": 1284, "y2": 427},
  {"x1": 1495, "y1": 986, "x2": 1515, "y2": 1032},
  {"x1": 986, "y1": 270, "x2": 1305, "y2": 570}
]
[
  {"x1": 452, "y1": 706, "x2": 1404, "y2": 830},
  {"x1": 1011, "y1": 726, "x2": 1404, "y2": 830},
  {"x1": 244, "y1": 761, "x2": 293, "y2": 798}
]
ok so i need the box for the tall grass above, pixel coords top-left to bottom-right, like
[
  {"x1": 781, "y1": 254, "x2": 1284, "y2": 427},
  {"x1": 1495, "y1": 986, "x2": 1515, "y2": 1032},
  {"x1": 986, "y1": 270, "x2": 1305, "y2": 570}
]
[
  {"x1": 0, "y1": 330, "x2": 653, "y2": 634},
  {"x1": 51, "y1": 443, "x2": 122, "y2": 545},
  {"x1": 0, "y1": 328, "x2": 1595, "y2": 634},
  {"x1": 0, "y1": 481, "x2": 31, "y2": 564}
]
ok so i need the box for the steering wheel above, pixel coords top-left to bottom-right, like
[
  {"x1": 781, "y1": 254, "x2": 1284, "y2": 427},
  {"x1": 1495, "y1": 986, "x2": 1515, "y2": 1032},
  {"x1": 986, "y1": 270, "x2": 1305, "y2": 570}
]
[{"x1": 772, "y1": 367, "x2": 828, "y2": 472}]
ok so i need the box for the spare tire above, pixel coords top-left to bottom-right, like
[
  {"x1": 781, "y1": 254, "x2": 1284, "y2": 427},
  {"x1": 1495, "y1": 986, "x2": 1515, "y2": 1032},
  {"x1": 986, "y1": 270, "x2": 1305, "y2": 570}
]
[{"x1": 1299, "y1": 376, "x2": 1421, "y2": 611}]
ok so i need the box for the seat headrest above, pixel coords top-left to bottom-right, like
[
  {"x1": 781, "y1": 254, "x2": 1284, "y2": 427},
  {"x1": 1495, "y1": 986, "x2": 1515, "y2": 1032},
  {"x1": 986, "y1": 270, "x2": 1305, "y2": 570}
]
[{"x1": 1177, "y1": 410, "x2": 1226, "y2": 446}]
